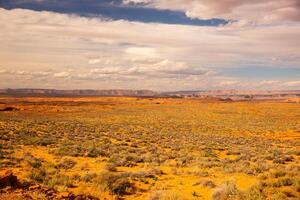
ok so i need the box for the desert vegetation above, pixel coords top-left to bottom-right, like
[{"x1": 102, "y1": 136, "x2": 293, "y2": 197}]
[{"x1": 0, "y1": 97, "x2": 299, "y2": 199}]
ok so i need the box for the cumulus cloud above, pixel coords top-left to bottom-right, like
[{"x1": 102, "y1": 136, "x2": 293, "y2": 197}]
[
  {"x1": 0, "y1": 8, "x2": 299, "y2": 90},
  {"x1": 124, "y1": 0, "x2": 300, "y2": 24}
]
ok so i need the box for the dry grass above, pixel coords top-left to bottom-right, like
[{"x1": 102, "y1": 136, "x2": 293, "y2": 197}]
[{"x1": 0, "y1": 97, "x2": 299, "y2": 199}]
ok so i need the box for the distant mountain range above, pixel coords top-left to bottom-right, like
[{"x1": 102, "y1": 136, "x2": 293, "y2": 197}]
[
  {"x1": 0, "y1": 88, "x2": 299, "y2": 100},
  {"x1": 0, "y1": 88, "x2": 157, "y2": 97}
]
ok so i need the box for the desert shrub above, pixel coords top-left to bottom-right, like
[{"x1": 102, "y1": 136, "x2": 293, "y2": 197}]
[
  {"x1": 127, "y1": 168, "x2": 162, "y2": 181},
  {"x1": 28, "y1": 168, "x2": 47, "y2": 183},
  {"x1": 293, "y1": 179, "x2": 300, "y2": 192},
  {"x1": 148, "y1": 167, "x2": 164, "y2": 176},
  {"x1": 86, "y1": 146, "x2": 100, "y2": 157},
  {"x1": 47, "y1": 174, "x2": 74, "y2": 188},
  {"x1": 203, "y1": 149, "x2": 217, "y2": 157},
  {"x1": 37, "y1": 137, "x2": 55, "y2": 146},
  {"x1": 71, "y1": 173, "x2": 81, "y2": 181},
  {"x1": 198, "y1": 160, "x2": 220, "y2": 169},
  {"x1": 193, "y1": 179, "x2": 216, "y2": 188},
  {"x1": 212, "y1": 181, "x2": 240, "y2": 200},
  {"x1": 96, "y1": 172, "x2": 135, "y2": 196},
  {"x1": 270, "y1": 178, "x2": 293, "y2": 187},
  {"x1": 0, "y1": 144, "x2": 5, "y2": 159},
  {"x1": 105, "y1": 162, "x2": 118, "y2": 172},
  {"x1": 188, "y1": 170, "x2": 209, "y2": 177},
  {"x1": 273, "y1": 155, "x2": 294, "y2": 164},
  {"x1": 55, "y1": 158, "x2": 77, "y2": 169},
  {"x1": 23, "y1": 153, "x2": 42, "y2": 168},
  {"x1": 242, "y1": 185, "x2": 265, "y2": 200},
  {"x1": 108, "y1": 154, "x2": 141, "y2": 167},
  {"x1": 226, "y1": 150, "x2": 241, "y2": 156},
  {"x1": 81, "y1": 173, "x2": 97, "y2": 183},
  {"x1": 22, "y1": 136, "x2": 40, "y2": 146},
  {"x1": 271, "y1": 191, "x2": 288, "y2": 200},
  {"x1": 0, "y1": 150, "x2": 4, "y2": 159},
  {"x1": 148, "y1": 190, "x2": 183, "y2": 200},
  {"x1": 282, "y1": 188, "x2": 297, "y2": 198},
  {"x1": 54, "y1": 145, "x2": 85, "y2": 157},
  {"x1": 269, "y1": 170, "x2": 286, "y2": 178}
]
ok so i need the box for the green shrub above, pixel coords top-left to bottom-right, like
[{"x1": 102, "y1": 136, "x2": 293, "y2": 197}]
[
  {"x1": 28, "y1": 168, "x2": 47, "y2": 183},
  {"x1": 24, "y1": 153, "x2": 42, "y2": 168}
]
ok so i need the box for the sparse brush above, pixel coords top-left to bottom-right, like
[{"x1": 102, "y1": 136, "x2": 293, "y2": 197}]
[
  {"x1": 23, "y1": 153, "x2": 42, "y2": 168},
  {"x1": 95, "y1": 171, "x2": 135, "y2": 196},
  {"x1": 212, "y1": 181, "x2": 241, "y2": 200},
  {"x1": 148, "y1": 190, "x2": 183, "y2": 200},
  {"x1": 28, "y1": 168, "x2": 47, "y2": 183},
  {"x1": 193, "y1": 179, "x2": 216, "y2": 188},
  {"x1": 55, "y1": 158, "x2": 77, "y2": 170},
  {"x1": 242, "y1": 185, "x2": 265, "y2": 200}
]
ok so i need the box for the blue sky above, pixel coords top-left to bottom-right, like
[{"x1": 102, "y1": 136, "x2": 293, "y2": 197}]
[
  {"x1": 0, "y1": 0, "x2": 299, "y2": 90},
  {"x1": 0, "y1": 0, "x2": 226, "y2": 26}
]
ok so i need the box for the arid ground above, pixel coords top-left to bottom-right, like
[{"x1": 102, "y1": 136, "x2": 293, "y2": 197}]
[{"x1": 0, "y1": 97, "x2": 299, "y2": 199}]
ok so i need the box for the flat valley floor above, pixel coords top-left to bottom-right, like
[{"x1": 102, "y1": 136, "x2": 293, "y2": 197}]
[{"x1": 0, "y1": 97, "x2": 299, "y2": 199}]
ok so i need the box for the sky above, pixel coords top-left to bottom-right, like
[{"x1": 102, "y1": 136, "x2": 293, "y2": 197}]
[{"x1": 0, "y1": 0, "x2": 299, "y2": 91}]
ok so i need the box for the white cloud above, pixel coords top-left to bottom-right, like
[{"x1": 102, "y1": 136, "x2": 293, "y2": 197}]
[
  {"x1": 53, "y1": 71, "x2": 71, "y2": 78},
  {"x1": 124, "y1": 0, "x2": 300, "y2": 24},
  {"x1": 0, "y1": 8, "x2": 299, "y2": 90},
  {"x1": 125, "y1": 47, "x2": 158, "y2": 57},
  {"x1": 0, "y1": 69, "x2": 7, "y2": 74},
  {"x1": 88, "y1": 59, "x2": 101, "y2": 64}
]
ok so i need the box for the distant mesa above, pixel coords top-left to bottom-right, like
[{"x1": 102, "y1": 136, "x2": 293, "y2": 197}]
[
  {"x1": 0, "y1": 88, "x2": 157, "y2": 97},
  {"x1": 0, "y1": 88, "x2": 299, "y2": 101}
]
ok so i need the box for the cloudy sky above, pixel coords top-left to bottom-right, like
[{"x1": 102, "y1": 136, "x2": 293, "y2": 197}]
[{"x1": 0, "y1": 0, "x2": 299, "y2": 91}]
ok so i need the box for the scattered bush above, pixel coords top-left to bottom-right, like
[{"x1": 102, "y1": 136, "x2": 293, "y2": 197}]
[
  {"x1": 148, "y1": 190, "x2": 183, "y2": 200},
  {"x1": 193, "y1": 179, "x2": 216, "y2": 188},
  {"x1": 212, "y1": 181, "x2": 240, "y2": 200},
  {"x1": 28, "y1": 168, "x2": 47, "y2": 183},
  {"x1": 23, "y1": 153, "x2": 42, "y2": 168},
  {"x1": 96, "y1": 172, "x2": 135, "y2": 196},
  {"x1": 55, "y1": 158, "x2": 77, "y2": 169}
]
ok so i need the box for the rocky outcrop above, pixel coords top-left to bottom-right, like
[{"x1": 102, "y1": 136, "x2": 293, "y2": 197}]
[{"x1": 0, "y1": 170, "x2": 19, "y2": 188}]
